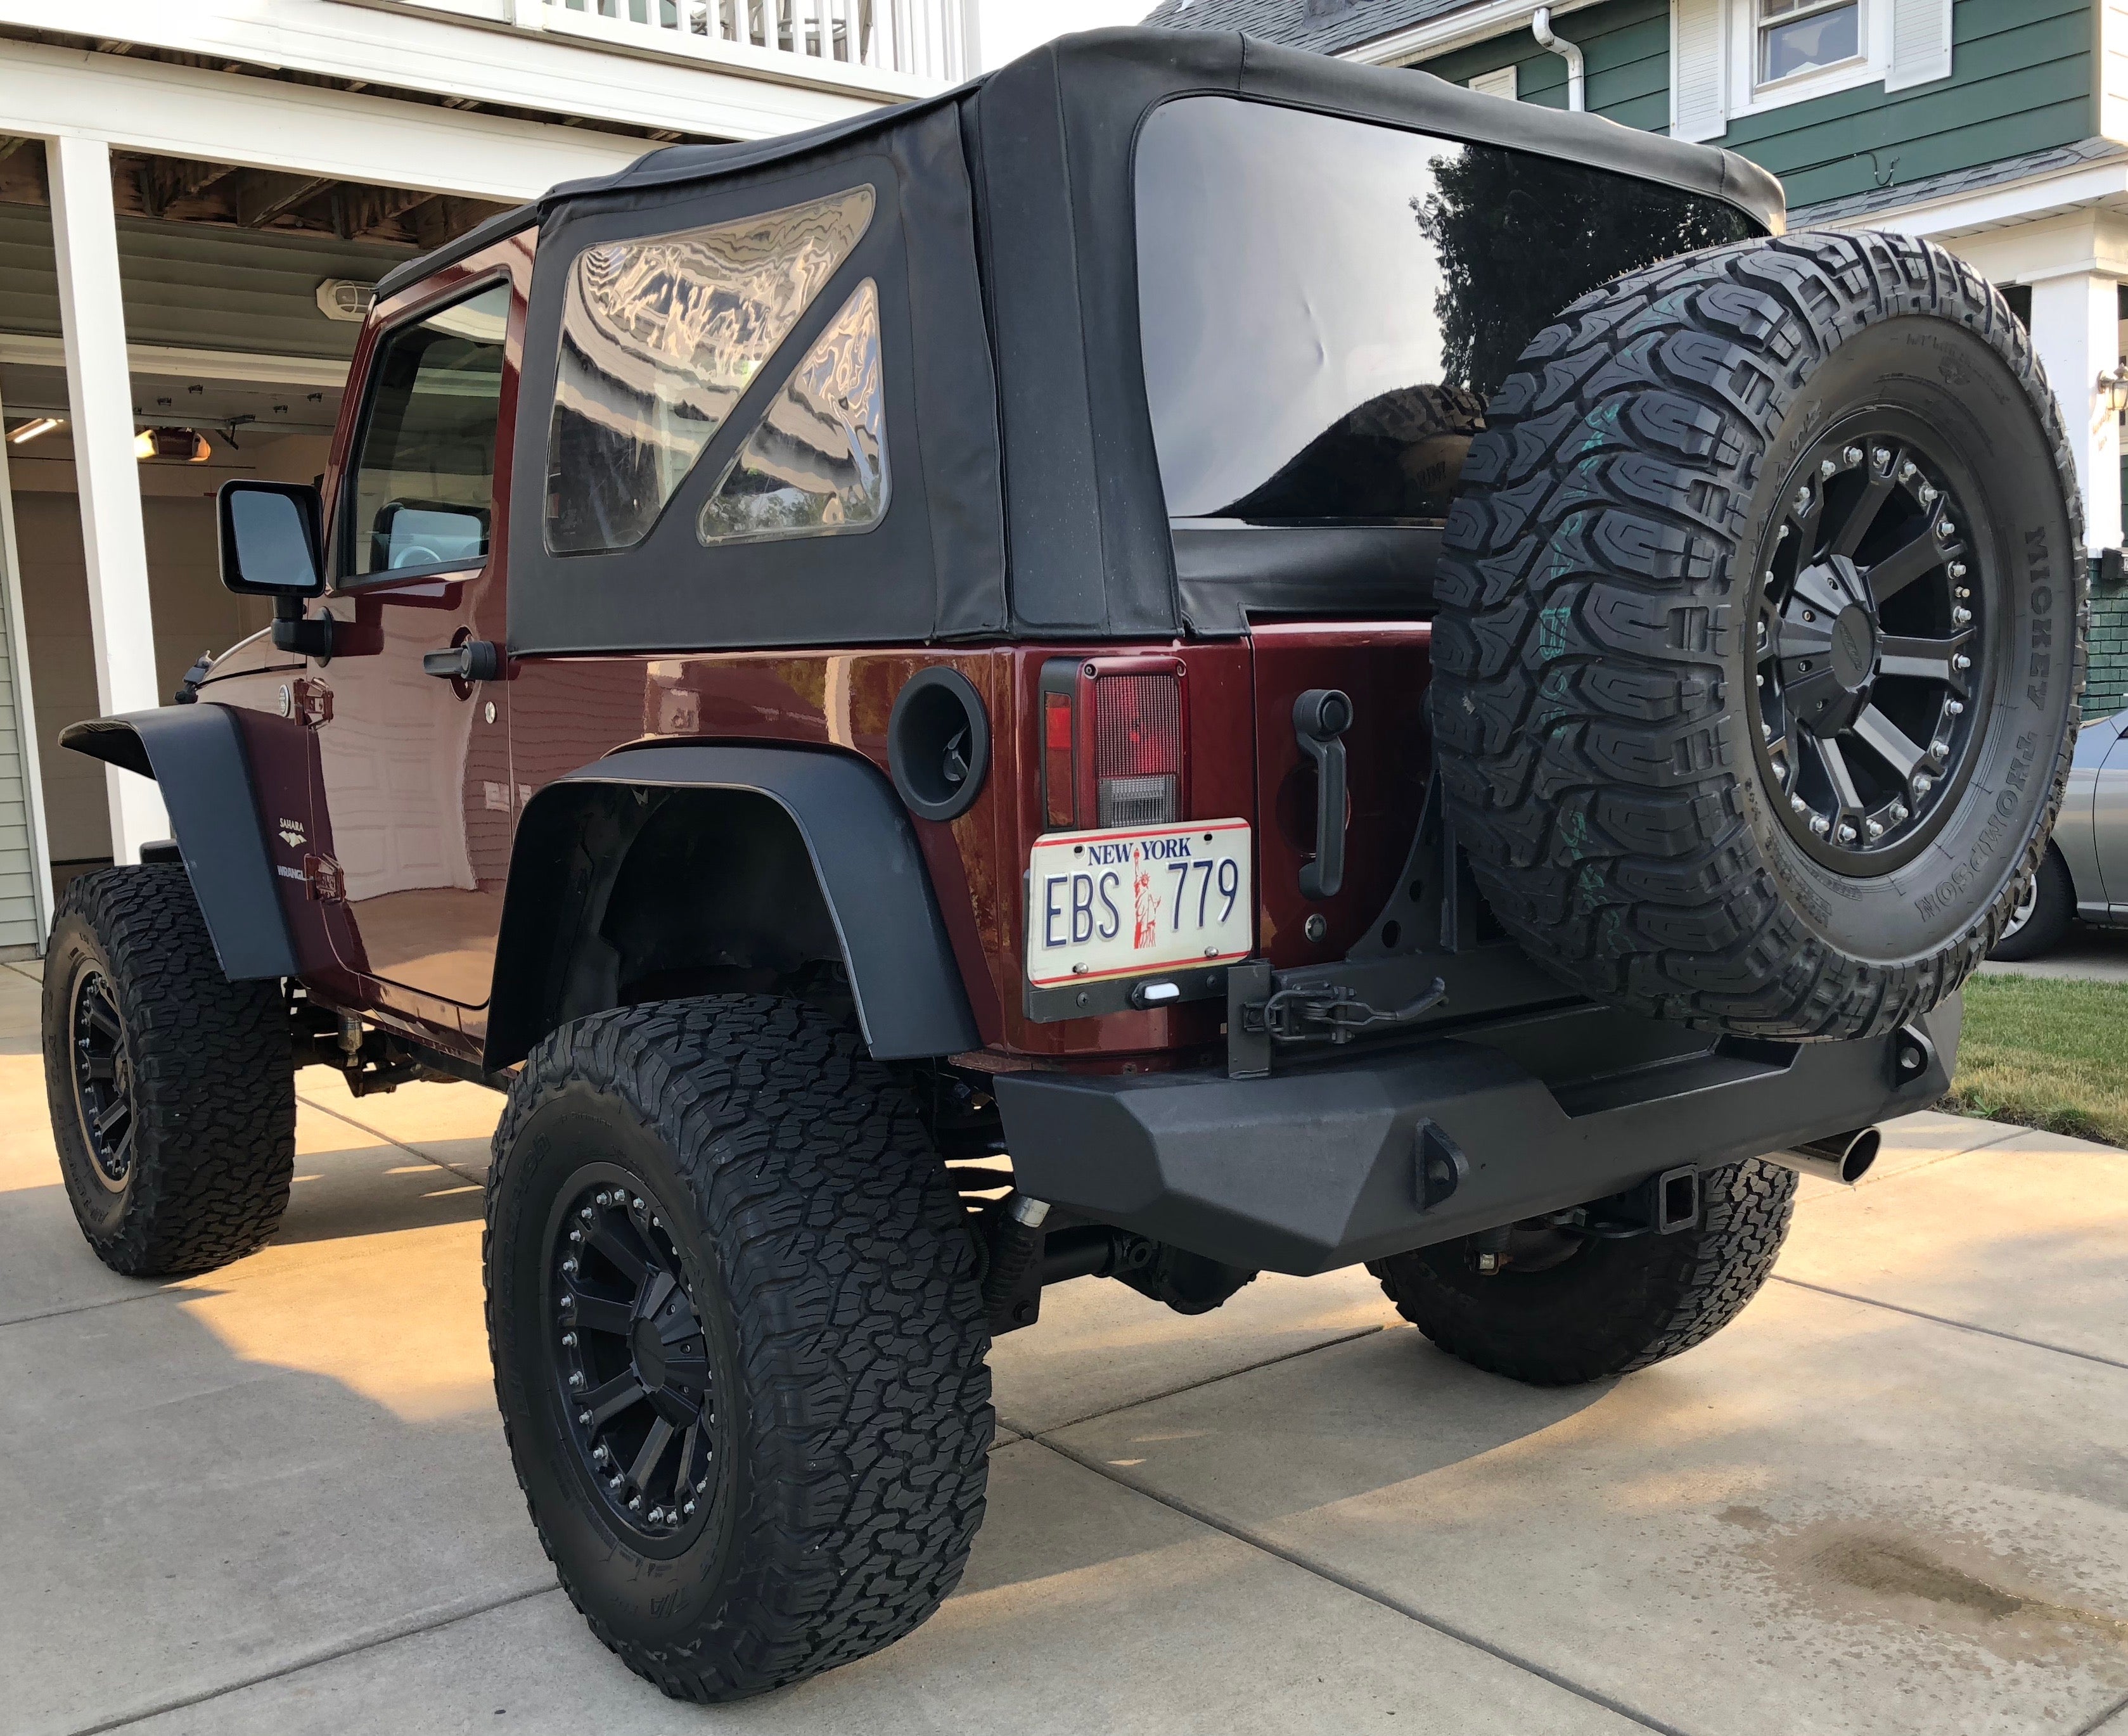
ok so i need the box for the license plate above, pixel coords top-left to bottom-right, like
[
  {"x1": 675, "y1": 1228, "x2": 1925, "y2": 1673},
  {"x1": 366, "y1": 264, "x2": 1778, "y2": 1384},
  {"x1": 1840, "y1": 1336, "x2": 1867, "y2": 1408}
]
[{"x1": 1025, "y1": 819, "x2": 1252, "y2": 988}]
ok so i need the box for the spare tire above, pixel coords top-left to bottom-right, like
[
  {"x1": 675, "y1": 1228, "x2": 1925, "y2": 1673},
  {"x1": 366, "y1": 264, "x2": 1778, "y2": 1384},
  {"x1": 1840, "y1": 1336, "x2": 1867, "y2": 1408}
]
[{"x1": 1432, "y1": 229, "x2": 2086, "y2": 1040}]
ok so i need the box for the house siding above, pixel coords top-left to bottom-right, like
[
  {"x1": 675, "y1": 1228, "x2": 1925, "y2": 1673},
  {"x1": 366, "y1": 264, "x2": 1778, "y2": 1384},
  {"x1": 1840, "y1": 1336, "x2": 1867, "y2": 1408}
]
[
  {"x1": 1723, "y1": 0, "x2": 2093, "y2": 213},
  {"x1": 1416, "y1": 0, "x2": 1674, "y2": 134},
  {"x1": 1414, "y1": 3, "x2": 2093, "y2": 215}
]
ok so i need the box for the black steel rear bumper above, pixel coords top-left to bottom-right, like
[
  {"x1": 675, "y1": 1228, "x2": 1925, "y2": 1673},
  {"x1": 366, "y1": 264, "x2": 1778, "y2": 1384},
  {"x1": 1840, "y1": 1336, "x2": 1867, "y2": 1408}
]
[{"x1": 994, "y1": 999, "x2": 1957, "y2": 1275}]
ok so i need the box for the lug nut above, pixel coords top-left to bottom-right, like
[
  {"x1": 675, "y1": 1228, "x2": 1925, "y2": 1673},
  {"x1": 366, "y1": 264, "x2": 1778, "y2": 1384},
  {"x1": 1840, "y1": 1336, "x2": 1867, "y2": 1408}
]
[
  {"x1": 1820, "y1": 457, "x2": 1837, "y2": 478},
  {"x1": 593, "y1": 1445, "x2": 608, "y2": 1464},
  {"x1": 561, "y1": 1257, "x2": 578, "y2": 1276},
  {"x1": 1939, "y1": 520, "x2": 1957, "y2": 539},
  {"x1": 1811, "y1": 815, "x2": 1831, "y2": 838},
  {"x1": 1795, "y1": 487, "x2": 1812, "y2": 513},
  {"x1": 1843, "y1": 446, "x2": 1862, "y2": 466},
  {"x1": 1918, "y1": 483, "x2": 1937, "y2": 506},
  {"x1": 1866, "y1": 820, "x2": 1884, "y2": 840},
  {"x1": 1953, "y1": 653, "x2": 1971, "y2": 671},
  {"x1": 1873, "y1": 447, "x2": 1892, "y2": 466},
  {"x1": 1890, "y1": 803, "x2": 1909, "y2": 822},
  {"x1": 577, "y1": 1410, "x2": 591, "y2": 1426},
  {"x1": 683, "y1": 1500, "x2": 696, "y2": 1516},
  {"x1": 568, "y1": 1229, "x2": 582, "y2": 1244},
  {"x1": 1947, "y1": 699, "x2": 1964, "y2": 715},
  {"x1": 1836, "y1": 823, "x2": 1858, "y2": 844},
  {"x1": 1899, "y1": 461, "x2": 1916, "y2": 480},
  {"x1": 632, "y1": 1197, "x2": 644, "y2": 1213},
  {"x1": 1952, "y1": 606, "x2": 1971, "y2": 626},
  {"x1": 1949, "y1": 562, "x2": 1966, "y2": 580},
  {"x1": 568, "y1": 1371, "x2": 585, "y2": 1390},
  {"x1": 1913, "y1": 774, "x2": 1934, "y2": 795},
  {"x1": 579, "y1": 1206, "x2": 593, "y2": 1221},
  {"x1": 561, "y1": 1332, "x2": 577, "y2": 1348},
  {"x1": 608, "y1": 1475, "x2": 623, "y2": 1493},
  {"x1": 628, "y1": 1496, "x2": 642, "y2": 1512}
]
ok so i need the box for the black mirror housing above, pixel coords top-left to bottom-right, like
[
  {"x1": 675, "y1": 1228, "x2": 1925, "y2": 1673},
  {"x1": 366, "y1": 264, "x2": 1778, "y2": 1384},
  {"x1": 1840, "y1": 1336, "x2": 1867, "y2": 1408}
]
[{"x1": 217, "y1": 480, "x2": 325, "y2": 597}]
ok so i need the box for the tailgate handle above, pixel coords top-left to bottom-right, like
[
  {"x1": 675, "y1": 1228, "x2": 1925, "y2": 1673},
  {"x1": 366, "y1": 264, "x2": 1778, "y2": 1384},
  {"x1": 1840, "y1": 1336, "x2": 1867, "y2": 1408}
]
[{"x1": 1293, "y1": 688, "x2": 1351, "y2": 900}]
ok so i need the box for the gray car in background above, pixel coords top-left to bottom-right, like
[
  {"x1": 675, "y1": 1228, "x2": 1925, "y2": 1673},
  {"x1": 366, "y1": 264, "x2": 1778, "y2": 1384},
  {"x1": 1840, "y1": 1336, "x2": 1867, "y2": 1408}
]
[{"x1": 1992, "y1": 706, "x2": 2128, "y2": 959}]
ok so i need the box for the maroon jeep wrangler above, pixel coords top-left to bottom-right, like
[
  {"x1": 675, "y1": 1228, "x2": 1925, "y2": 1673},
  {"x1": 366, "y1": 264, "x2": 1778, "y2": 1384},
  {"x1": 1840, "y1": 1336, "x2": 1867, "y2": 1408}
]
[{"x1": 42, "y1": 29, "x2": 2084, "y2": 1702}]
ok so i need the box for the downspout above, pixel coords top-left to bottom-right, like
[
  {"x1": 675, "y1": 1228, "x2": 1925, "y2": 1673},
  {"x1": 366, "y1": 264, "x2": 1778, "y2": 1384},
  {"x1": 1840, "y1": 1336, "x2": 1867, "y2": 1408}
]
[{"x1": 1531, "y1": 6, "x2": 1586, "y2": 112}]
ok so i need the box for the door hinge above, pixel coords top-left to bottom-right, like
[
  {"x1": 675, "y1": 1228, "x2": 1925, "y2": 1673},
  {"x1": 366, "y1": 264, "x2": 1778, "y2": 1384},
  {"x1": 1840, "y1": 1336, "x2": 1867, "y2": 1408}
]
[
  {"x1": 293, "y1": 677, "x2": 333, "y2": 728},
  {"x1": 303, "y1": 853, "x2": 345, "y2": 903}
]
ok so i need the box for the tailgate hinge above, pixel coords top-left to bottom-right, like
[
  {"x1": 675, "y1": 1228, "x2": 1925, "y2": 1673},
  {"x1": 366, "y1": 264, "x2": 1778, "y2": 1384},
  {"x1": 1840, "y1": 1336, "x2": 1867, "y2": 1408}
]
[
  {"x1": 302, "y1": 853, "x2": 345, "y2": 903},
  {"x1": 293, "y1": 677, "x2": 333, "y2": 728}
]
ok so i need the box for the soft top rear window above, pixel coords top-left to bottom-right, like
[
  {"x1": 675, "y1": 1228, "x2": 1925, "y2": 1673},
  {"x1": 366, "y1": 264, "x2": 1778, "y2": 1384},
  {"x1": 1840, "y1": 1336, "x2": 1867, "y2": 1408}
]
[{"x1": 1136, "y1": 96, "x2": 1759, "y2": 525}]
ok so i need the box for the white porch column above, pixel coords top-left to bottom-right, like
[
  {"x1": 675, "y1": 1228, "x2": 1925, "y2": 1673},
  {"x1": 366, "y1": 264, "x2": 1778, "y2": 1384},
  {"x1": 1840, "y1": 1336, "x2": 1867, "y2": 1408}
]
[
  {"x1": 2028, "y1": 269, "x2": 2124, "y2": 553},
  {"x1": 46, "y1": 134, "x2": 167, "y2": 862}
]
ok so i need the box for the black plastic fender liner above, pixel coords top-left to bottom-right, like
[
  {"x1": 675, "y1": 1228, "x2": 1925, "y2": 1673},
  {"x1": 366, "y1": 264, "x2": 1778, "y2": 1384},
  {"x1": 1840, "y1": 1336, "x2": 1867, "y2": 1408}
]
[
  {"x1": 492, "y1": 743, "x2": 980, "y2": 1067},
  {"x1": 994, "y1": 999, "x2": 1957, "y2": 1276},
  {"x1": 59, "y1": 709, "x2": 299, "y2": 981}
]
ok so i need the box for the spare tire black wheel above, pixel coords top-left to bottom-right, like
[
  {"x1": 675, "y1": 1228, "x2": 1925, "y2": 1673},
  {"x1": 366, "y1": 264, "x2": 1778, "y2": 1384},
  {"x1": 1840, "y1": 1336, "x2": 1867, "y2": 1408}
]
[{"x1": 1434, "y1": 229, "x2": 2087, "y2": 1040}]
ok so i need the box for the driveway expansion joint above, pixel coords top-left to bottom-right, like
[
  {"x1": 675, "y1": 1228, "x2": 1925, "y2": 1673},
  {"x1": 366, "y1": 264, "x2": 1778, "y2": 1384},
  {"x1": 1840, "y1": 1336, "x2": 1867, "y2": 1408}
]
[
  {"x1": 1771, "y1": 1273, "x2": 2128, "y2": 1372},
  {"x1": 58, "y1": 1581, "x2": 561, "y2": 1736},
  {"x1": 295, "y1": 1092, "x2": 489, "y2": 1189},
  {"x1": 1035, "y1": 1433, "x2": 1691, "y2": 1736}
]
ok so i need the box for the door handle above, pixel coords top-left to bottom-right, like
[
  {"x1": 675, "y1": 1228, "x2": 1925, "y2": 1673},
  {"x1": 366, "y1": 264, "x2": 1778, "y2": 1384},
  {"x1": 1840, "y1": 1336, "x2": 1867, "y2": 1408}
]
[
  {"x1": 1293, "y1": 688, "x2": 1352, "y2": 900},
  {"x1": 422, "y1": 639, "x2": 503, "y2": 682}
]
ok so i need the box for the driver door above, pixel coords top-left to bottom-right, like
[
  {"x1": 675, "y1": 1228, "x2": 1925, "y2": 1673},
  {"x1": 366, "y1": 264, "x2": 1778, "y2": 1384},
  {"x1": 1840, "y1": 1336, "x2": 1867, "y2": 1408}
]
[{"x1": 308, "y1": 258, "x2": 525, "y2": 1023}]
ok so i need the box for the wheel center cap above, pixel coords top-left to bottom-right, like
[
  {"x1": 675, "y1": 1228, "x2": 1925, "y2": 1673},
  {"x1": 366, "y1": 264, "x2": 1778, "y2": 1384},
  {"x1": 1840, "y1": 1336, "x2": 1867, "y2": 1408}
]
[
  {"x1": 631, "y1": 1317, "x2": 668, "y2": 1389},
  {"x1": 1829, "y1": 603, "x2": 1876, "y2": 690}
]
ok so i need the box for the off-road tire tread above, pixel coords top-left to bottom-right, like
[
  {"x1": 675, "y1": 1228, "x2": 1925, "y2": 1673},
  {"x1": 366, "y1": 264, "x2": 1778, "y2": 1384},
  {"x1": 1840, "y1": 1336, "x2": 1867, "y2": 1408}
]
[
  {"x1": 1434, "y1": 227, "x2": 2087, "y2": 1038},
  {"x1": 485, "y1": 996, "x2": 992, "y2": 1702},
  {"x1": 1370, "y1": 1157, "x2": 1798, "y2": 1385},
  {"x1": 43, "y1": 865, "x2": 295, "y2": 1276}
]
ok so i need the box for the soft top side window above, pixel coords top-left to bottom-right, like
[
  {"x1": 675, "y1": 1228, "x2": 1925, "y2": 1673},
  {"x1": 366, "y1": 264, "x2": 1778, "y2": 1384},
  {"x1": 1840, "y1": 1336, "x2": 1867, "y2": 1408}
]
[
  {"x1": 345, "y1": 280, "x2": 510, "y2": 584},
  {"x1": 546, "y1": 185, "x2": 876, "y2": 555}
]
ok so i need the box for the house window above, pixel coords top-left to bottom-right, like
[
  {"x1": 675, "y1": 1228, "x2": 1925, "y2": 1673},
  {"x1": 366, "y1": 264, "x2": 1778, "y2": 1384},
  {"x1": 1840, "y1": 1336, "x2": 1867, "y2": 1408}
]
[{"x1": 1757, "y1": 0, "x2": 1861, "y2": 87}]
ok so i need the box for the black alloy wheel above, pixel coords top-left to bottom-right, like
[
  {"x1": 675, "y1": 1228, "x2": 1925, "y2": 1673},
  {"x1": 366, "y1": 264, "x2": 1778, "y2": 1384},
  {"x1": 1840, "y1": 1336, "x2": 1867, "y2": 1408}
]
[
  {"x1": 546, "y1": 1167, "x2": 722, "y2": 1544},
  {"x1": 1752, "y1": 424, "x2": 1988, "y2": 873},
  {"x1": 68, "y1": 968, "x2": 136, "y2": 1190}
]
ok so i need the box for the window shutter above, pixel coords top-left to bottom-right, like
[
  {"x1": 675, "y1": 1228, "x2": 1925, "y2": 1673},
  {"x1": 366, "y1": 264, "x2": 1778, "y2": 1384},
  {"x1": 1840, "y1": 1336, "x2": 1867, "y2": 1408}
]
[
  {"x1": 1672, "y1": 0, "x2": 1727, "y2": 143},
  {"x1": 1469, "y1": 65, "x2": 1518, "y2": 100},
  {"x1": 1885, "y1": 0, "x2": 1953, "y2": 92}
]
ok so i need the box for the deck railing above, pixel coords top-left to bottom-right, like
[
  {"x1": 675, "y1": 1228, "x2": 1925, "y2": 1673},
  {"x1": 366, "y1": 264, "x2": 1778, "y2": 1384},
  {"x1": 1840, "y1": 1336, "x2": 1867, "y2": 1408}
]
[{"x1": 526, "y1": 0, "x2": 976, "y2": 91}]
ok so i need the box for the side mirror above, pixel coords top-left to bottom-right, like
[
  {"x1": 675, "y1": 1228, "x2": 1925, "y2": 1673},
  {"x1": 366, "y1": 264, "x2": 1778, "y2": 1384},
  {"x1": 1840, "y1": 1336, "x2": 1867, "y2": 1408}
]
[{"x1": 217, "y1": 481, "x2": 324, "y2": 597}]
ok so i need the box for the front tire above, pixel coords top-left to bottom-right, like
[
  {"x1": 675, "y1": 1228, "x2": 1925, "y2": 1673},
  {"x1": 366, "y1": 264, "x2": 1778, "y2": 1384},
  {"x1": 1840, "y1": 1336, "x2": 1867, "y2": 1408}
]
[
  {"x1": 1369, "y1": 1158, "x2": 1798, "y2": 1385},
  {"x1": 485, "y1": 995, "x2": 992, "y2": 1702},
  {"x1": 42, "y1": 865, "x2": 295, "y2": 1277}
]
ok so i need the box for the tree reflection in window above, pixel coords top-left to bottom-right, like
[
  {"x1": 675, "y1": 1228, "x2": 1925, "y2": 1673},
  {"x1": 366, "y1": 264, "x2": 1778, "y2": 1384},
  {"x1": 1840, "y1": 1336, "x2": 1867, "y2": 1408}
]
[
  {"x1": 1411, "y1": 151, "x2": 1752, "y2": 403},
  {"x1": 547, "y1": 186, "x2": 874, "y2": 554},
  {"x1": 697, "y1": 278, "x2": 888, "y2": 546}
]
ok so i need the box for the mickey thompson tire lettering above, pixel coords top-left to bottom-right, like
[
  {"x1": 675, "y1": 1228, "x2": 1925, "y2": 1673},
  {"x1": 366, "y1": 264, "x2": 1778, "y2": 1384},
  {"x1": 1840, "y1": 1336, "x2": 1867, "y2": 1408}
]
[{"x1": 1433, "y1": 229, "x2": 2087, "y2": 1040}]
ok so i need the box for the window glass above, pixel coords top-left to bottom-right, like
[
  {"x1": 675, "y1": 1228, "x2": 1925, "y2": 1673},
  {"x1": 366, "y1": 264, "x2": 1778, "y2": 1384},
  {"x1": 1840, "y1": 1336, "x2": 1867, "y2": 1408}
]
[
  {"x1": 1759, "y1": 0, "x2": 1861, "y2": 84},
  {"x1": 1135, "y1": 98, "x2": 1758, "y2": 523},
  {"x1": 348, "y1": 283, "x2": 509, "y2": 579},
  {"x1": 547, "y1": 186, "x2": 875, "y2": 553},
  {"x1": 698, "y1": 279, "x2": 889, "y2": 546}
]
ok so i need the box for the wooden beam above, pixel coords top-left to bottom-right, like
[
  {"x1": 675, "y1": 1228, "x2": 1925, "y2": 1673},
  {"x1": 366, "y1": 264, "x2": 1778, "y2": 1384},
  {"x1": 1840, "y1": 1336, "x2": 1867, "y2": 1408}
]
[
  {"x1": 134, "y1": 155, "x2": 241, "y2": 220},
  {"x1": 232, "y1": 167, "x2": 335, "y2": 229},
  {"x1": 331, "y1": 181, "x2": 439, "y2": 241}
]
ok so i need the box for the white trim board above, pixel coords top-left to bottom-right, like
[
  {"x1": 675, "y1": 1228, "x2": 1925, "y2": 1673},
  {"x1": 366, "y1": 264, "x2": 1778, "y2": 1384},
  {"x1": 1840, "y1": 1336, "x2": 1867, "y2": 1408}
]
[
  {"x1": 0, "y1": 0, "x2": 888, "y2": 141},
  {"x1": 0, "y1": 41, "x2": 650, "y2": 201},
  {"x1": 1340, "y1": 0, "x2": 1608, "y2": 67},
  {"x1": 0, "y1": 335, "x2": 354, "y2": 390}
]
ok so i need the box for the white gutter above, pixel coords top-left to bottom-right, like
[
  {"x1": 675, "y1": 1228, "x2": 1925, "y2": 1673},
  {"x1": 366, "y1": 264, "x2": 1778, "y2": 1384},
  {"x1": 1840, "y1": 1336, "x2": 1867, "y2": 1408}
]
[
  {"x1": 1531, "y1": 6, "x2": 1586, "y2": 111},
  {"x1": 1339, "y1": 0, "x2": 1603, "y2": 68}
]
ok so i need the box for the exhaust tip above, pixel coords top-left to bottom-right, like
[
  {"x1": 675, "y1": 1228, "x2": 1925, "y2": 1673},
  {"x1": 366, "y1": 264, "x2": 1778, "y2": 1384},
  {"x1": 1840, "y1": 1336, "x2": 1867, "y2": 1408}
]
[{"x1": 1837, "y1": 1127, "x2": 1880, "y2": 1184}]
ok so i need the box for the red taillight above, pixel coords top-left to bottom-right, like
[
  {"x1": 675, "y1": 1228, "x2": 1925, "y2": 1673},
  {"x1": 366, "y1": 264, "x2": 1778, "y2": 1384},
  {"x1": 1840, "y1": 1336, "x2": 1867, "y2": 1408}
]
[
  {"x1": 1094, "y1": 674, "x2": 1180, "y2": 826},
  {"x1": 1042, "y1": 690, "x2": 1075, "y2": 830}
]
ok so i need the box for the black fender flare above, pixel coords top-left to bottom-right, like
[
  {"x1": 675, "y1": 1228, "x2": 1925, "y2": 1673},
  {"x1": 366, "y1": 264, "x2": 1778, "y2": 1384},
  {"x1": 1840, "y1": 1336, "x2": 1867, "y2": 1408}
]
[
  {"x1": 487, "y1": 743, "x2": 980, "y2": 1068},
  {"x1": 60, "y1": 709, "x2": 299, "y2": 981}
]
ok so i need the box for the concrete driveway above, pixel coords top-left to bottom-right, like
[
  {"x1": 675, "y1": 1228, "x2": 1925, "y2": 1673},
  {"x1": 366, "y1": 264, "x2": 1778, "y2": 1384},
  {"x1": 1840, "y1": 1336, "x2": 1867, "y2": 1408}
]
[{"x1": 4, "y1": 955, "x2": 2126, "y2": 1736}]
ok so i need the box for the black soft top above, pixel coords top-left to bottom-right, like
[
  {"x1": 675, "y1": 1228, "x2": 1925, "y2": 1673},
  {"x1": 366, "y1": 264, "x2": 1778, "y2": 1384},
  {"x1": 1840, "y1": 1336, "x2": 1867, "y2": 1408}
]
[{"x1": 385, "y1": 32, "x2": 1787, "y2": 653}]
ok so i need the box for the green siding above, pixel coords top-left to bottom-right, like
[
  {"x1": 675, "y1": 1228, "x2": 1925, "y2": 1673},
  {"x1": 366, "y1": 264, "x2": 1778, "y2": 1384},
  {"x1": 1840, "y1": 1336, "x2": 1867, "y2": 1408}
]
[
  {"x1": 1417, "y1": 1, "x2": 2094, "y2": 215},
  {"x1": 1418, "y1": 0, "x2": 1674, "y2": 135},
  {"x1": 2092, "y1": 586, "x2": 2128, "y2": 719},
  {"x1": 1724, "y1": 0, "x2": 2093, "y2": 211}
]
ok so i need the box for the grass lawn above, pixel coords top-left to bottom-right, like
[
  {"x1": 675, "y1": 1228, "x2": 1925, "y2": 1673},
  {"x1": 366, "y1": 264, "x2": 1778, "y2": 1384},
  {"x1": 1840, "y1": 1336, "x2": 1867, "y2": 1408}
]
[{"x1": 1945, "y1": 972, "x2": 2128, "y2": 1148}]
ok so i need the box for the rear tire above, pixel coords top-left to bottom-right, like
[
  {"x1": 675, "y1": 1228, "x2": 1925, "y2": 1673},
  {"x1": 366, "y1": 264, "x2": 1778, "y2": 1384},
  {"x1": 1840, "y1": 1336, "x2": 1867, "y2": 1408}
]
[
  {"x1": 485, "y1": 995, "x2": 992, "y2": 1702},
  {"x1": 42, "y1": 865, "x2": 295, "y2": 1277},
  {"x1": 1369, "y1": 1158, "x2": 1798, "y2": 1385},
  {"x1": 1988, "y1": 844, "x2": 2074, "y2": 961},
  {"x1": 1435, "y1": 229, "x2": 2086, "y2": 1040}
]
